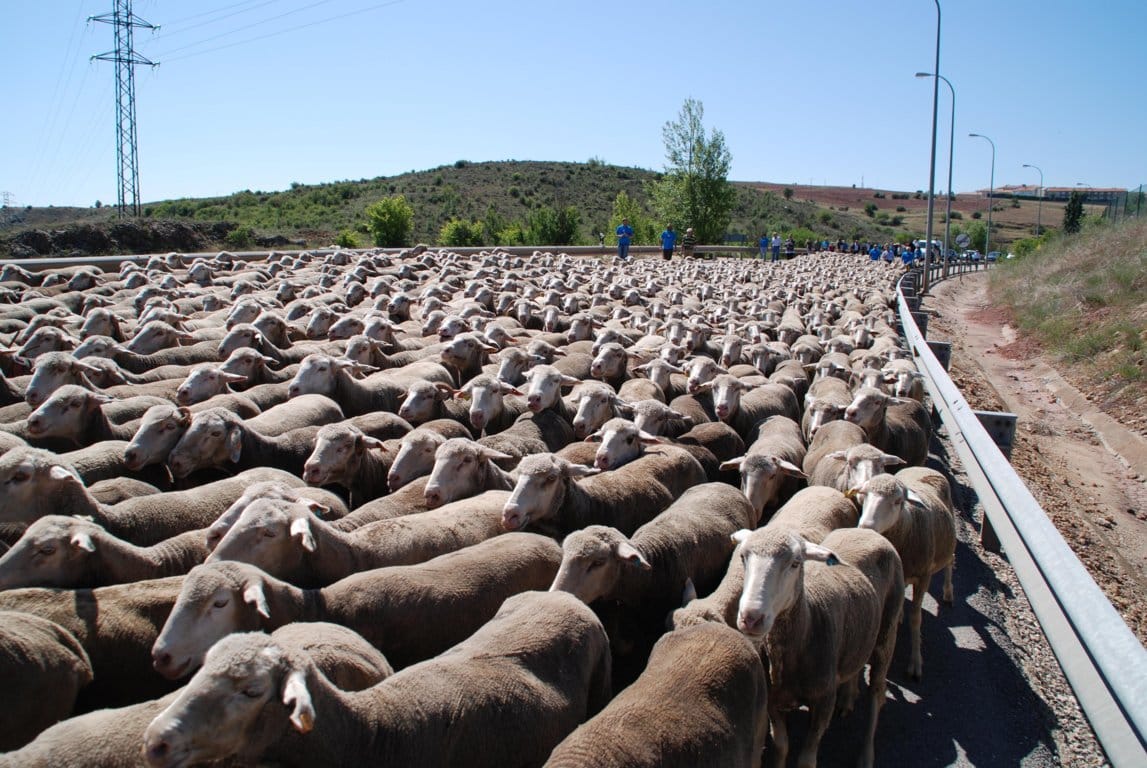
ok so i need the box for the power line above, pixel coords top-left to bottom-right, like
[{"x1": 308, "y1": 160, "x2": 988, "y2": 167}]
[
  {"x1": 150, "y1": 0, "x2": 340, "y2": 58},
  {"x1": 160, "y1": 0, "x2": 405, "y2": 63},
  {"x1": 92, "y1": 0, "x2": 158, "y2": 217},
  {"x1": 146, "y1": 0, "x2": 281, "y2": 41},
  {"x1": 158, "y1": 0, "x2": 277, "y2": 30}
]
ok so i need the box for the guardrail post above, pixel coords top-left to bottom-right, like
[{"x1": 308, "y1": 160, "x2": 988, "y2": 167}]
[
  {"x1": 972, "y1": 410, "x2": 1017, "y2": 554},
  {"x1": 910, "y1": 311, "x2": 929, "y2": 338},
  {"x1": 926, "y1": 341, "x2": 952, "y2": 371}
]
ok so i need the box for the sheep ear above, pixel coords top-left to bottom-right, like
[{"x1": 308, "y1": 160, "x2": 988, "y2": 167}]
[
  {"x1": 282, "y1": 670, "x2": 315, "y2": 734},
  {"x1": 559, "y1": 374, "x2": 581, "y2": 388},
  {"x1": 70, "y1": 531, "x2": 96, "y2": 552},
  {"x1": 777, "y1": 459, "x2": 807, "y2": 478},
  {"x1": 453, "y1": 388, "x2": 472, "y2": 401},
  {"x1": 637, "y1": 429, "x2": 664, "y2": 445},
  {"x1": 802, "y1": 541, "x2": 841, "y2": 566},
  {"x1": 433, "y1": 382, "x2": 455, "y2": 399},
  {"x1": 880, "y1": 453, "x2": 906, "y2": 467},
  {"x1": 226, "y1": 426, "x2": 244, "y2": 464},
  {"x1": 616, "y1": 541, "x2": 651, "y2": 570},
  {"x1": 563, "y1": 463, "x2": 600, "y2": 479},
  {"x1": 242, "y1": 581, "x2": 271, "y2": 619},
  {"x1": 718, "y1": 456, "x2": 745, "y2": 472},
  {"x1": 289, "y1": 517, "x2": 316, "y2": 553},
  {"x1": 478, "y1": 445, "x2": 513, "y2": 463},
  {"x1": 219, "y1": 371, "x2": 248, "y2": 384},
  {"x1": 49, "y1": 465, "x2": 76, "y2": 482},
  {"x1": 175, "y1": 407, "x2": 193, "y2": 427},
  {"x1": 360, "y1": 436, "x2": 388, "y2": 453},
  {"x1": 681, "y1": 578, "x2": 697, "y2": 605},
  {"x1": 825, "y1": 450, "x2": 848, "y2": 461},
  {"x1": 730, "y1": 529, "x2": 752, "y2": 545},
  {"x1": 905, "y1": 488, "x2": 927, "y2": 508},
  {"x1": 614, "y1": 400, "x2": 635, "y2": 418},
  {"x1": 301, "y1": 499, "x2": 331, "y2": 518},
  {"x1": 693, "y1": 382, "x2": 714, "y2": 394}
]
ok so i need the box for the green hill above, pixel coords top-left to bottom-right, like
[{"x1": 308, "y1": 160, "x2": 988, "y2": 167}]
[{"x1": 2, "y1": 160, "x2": 909, "y2": 258}]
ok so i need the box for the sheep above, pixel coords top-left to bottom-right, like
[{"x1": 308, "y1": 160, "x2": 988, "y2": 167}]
[
  {"x1": 142, "y1": 590, "x2": 610, "y2": 768},
  {"x1": 502, "y1": 453, "x2": 682, "y2": 537},
  {"x1": 550, "y1": 483, "x2": 753, "y2": 683},
  {"x1": 395, "y1": 379, "x2": 473, "y2": 429},
  {"x1": 802, "y1": 375, "x2": 853, "y2": 440},
  {"x1": 675, "y1": 420, "x2": 746, "y2": 483},
  {"x1": 543, "y1": 622, "x2": 768, "y2": 768},
  {"x1": 86, "y1": 475, "x2": 160, "y2": 505},
  {"x1": 423, "y1": 437, "x2": 516, "y2": 508},
  {"x1": 854, "y1": 466, "x2": 957, "y2": 679},
  {"x1": 0, "y1": 452, "x2": 304, "y2": 545},
  {"x1": 0, "y1": 575, "x2": 184, "y2": 710},
  {"x1": 844, "y1": 386, "x2": 930, "y2": 466},
  {"x1": 151, "y1": 532, "x2": 564, "y2": 677},
  {"x1": 287, "y1": 354, "x2": 452, "y2": 416},
  {"x1": 302, "y1": 422, "x2": 392, "y2": 506},
  {"x1": 632, "y1": 357, "x2": 686, "y2": 399},
  {"x1": 810, "y1": 441, "x2": 907, "y2": 492},
  {"x1": 735, "y1": 526, "x2": 903, "y2": 768},
  {"x1": 569, "y1": 380, "x2": 633, "y2": 439},
  {"x1": 475, "y1": 407, "x2": 576, "y2": 462},
  {"x1": 165, "y1": 407, "x2": 324, "y2": 479},
  {"x1": 802, "y1": 418, "x2": 868, "y2": 476},
  {"x1": 384, "y1": 419, "x2": 473, "y2": 492},
  {"x1": 669, "y1": 486, "x2": 861, "y2": 632},
  {"x1": 630, "y1": 398, "x2": 693, "y2": 439},
  {"x1": 455, "y1": 373, "x2": 527, "y2": 435},
  {"x1": 585, "y1": 418, "x2": 707, "y2": 491},
  {"x1": 209, "y1": 490, "x2": 514, "y2": 587},
  {"x1": 719, "y1": 415, "x2": 808, "y2": 522},
  {"x1": 666, "y1": 391, "x2": 715, "y2": 428},
  {"x1": 0, "y1": 611, "x2": 93, "y2": 752},
  {"x1": 1, "y1": 621, "x2": 393, "y2": 768},
  {"x1": 701, "y1": 374, "x2": 801, "y2": 444},
  {"x1": 204, "y1": 480, "x2": 351, "y2": 550},
  {"x1": 0, "y1": 512, "x2": 206, "y2": 590}
]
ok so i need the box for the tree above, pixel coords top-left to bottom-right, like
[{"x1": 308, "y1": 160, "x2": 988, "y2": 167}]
[
  {"x1": 527, "y1": 205, "x2": 580, "y2": 246},
  {"x1": 649, "y1": 98, "x2": 735, "y2": 244},
  {"x1": 608, "y1": 190, "x2": 656, "y2": 245},
  {"x1": 1063, "y1": 190, "x2": 1084, "y2": 234},
  {"x1": 439, "y1": 219, "x2": 485, "y2": 247},
  {"x1": 365, "y1": 195, "x2": 414, "y2": 247},
  {"x1": 783, "y1": 187, "x2": 794, "y2": 200}
]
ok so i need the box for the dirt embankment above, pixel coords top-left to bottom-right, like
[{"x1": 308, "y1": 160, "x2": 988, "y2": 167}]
[
  {"x1": 929, "y1": 273, "x2": 1147, "y2": 642},
  {"x1": 0, "y1": 220, "x2": 300, "y2": 259}
]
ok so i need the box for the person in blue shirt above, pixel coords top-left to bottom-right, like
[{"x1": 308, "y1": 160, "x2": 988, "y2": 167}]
[
  {"x1": 616, "y1": 219, "x2": 634, "y2": 260},
  {"x1": 659, "y1": 224, "x2": 677, "y2": 261},
  {"x1": 758, "y1": 234, "x2": 769, "y2": 259}
]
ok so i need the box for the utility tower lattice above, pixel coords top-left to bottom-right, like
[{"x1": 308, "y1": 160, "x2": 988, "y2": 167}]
[{"x1": 91, "y1": 0, "x2": 157, "y2": 218}]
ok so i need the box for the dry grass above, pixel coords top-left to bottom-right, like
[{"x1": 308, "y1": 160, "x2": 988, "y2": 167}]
[{"x1": 989, "y1": 218, "x2": 1147, "y2": 419}]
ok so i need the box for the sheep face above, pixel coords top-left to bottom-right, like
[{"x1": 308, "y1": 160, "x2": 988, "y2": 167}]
[
  {"x1": 803, "y1": 399, "x2": 847, "y2": 439},
  {"x1": 844, "y1": 388, "x2": 889, "y2": 432},
  {"x1": 423, "y1": 439, "x2": 508, "y2": 510},
  {"x1": 722, "y1": 454, "x2": 806, "y2": 517},
  {"x1": 217, "y1": 325, "x2": 263, "y2": 360},
  {"x1": 550, "y1": 525, "x2": 650, "y2": 603},
  {"x1": 287, "y1": 355, "x2": 345, "y2": 399},
  {"x1": 855, "y1": 474, "x2": 909, "y2": 533},
  {"x1": 570, "y1": 383, "x2": 616, "y2": 439},
  {"x1": 26, "y1": 385, "x2": 112, "y2": 440},
  {"x1": 388, "y1": 430, "x2": 445, "y2": 492},
  {"x1": 589, "y1": 343, "x2": 627, "y2": 382},
  {"x1": 152, "y1": 561, "x2": 273, "y2": 680},
  {"x1": 327, "y1": 315, "x2": 365, "y2": 341},
  {"x1": 303, "y1": 424, "x2": 377, "y2": 487},
  {"x1": 167, "y1": 410, "x2": 241, "y2": 478},
  {"x1": 720, "y1": 336, "x2": 744, "y2": 368},
  {"x1": 631, "y1": 400, "x2": 689, "y2": 437},
  {"x1": 397, "y1": 380, "x2": 448, "y2": 424},
  {"x1": 440, "y1": 333, "x2": 492, "y2": 374},
  {"x1": 684, "y1": 357, "x2": 723, "y2": 394},
  {"x1": 126, "y1": 321, "x2": 190, "y2": 355},
  {"x1": 177, "y1": 366, "x2": 246, "y2": 406},
  {"x1": 124, "y1": 404, "x2": 192, "y2": 471},
  {"x1": 25, "y1": 352, "x2": 100, "y2": 407},
  {"x1": 707, "y1": 374, "x2": 752, "y2": 421},
  {"x1": 588, "y1": 418, "x2": 660, "y2": 471},
  {"x1": 0, "y1": 515, "x2": 102, "y2": 590},
  {"x1": 144, "y1": 635, "x2": 299, "y2": 768},
  {"x1": 220, "y1": 348, "x2": 274, "y2": 381},
  {"x1": 522, "y1": 365, "x2": 577, "y2": 413},
  {"x1": 633, "y1": 359, "x2": 681, "y2": 395},
  {"x1": 0, "y1": 453, "x2": 79, "y2": 522},
  {"x1": 495, "y1": 348, "x2": 531, "y2": 386},
  {"x1": 207, "y1": 499, "x2": 316, "y2": 579},
  {"x1": 18, "y1": 326, "x2": 77, "y2": 360},
  {"x1": 502, "y1": 454, "x2": 597, "y2": 531},
  {"x1": 736, "y1": 528, "x2": 838, "y2": 638},
  {"x1": 461, "y1": 376, "x2": 516, "y2": 433}
]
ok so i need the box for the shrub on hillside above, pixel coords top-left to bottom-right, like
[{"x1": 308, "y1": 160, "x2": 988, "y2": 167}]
[
  {"x1": 336, "y1": 230, "x2": 360, "y2": 248},
  {"x1": 225, "y1": 226, "x2": 255, "y2": 249},
  {"x1": 439, "y1": 218, "x2": 485, "y2": 247},
  {"x1": 365, "y1": 195, "x2": 414, "y2": 247}
]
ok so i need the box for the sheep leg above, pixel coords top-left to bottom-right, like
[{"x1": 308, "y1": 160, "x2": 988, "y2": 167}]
[
  {"x1": 835, "y1": 673, "x2": 860, "y2": 717},
  {"x1": 942, "y1": 562, "x2": 954, "y2": 605},
  {"x1": 796, "y1": 691, "x2": 836, "y2": 768},
  {"x1": 768, "y1": 707, "x2": 790, "y2": 768},
  {"x1": 861, "y1": 622, "x2": 898, "y2": 768},
  {"x1": 907, "y1": 577, "x2": 927, "y2": 680}
]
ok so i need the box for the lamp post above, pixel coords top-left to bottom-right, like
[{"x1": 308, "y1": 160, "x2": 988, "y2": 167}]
[
  {"x1": 917, "y1": 71, "x2": 954, "y2": 277},
  {"x1": 921, "y1": 0, "x2": 941, "y2": 293},
  {"x1": 1022, "y1": 163, "x2": 1043, "y2": 235},
  {"x1": 969, "y1": 133, "x2": 995, "y2": 259}
]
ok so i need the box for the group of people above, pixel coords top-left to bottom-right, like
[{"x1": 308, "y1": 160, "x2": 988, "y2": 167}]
[
  {"x1": 757, "y1": 233, "x2": 795, "y2": 261},
  {"x1": 615, "y1": 219, "x2": 696, "y2": 261}
]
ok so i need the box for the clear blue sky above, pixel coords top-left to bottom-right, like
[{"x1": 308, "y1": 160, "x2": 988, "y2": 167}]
[{"x1": 5, "y1": 0, "x2": 1144, "y2": 207}]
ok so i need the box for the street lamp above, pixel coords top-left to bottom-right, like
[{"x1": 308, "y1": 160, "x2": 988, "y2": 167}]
[
  {"x1": 921, "y1": 0, "x2": 942, "y2": 293},
  {"x1": 917, "y1": 71, "x2": 954, "y2": 277},
  {"x1": 969, "y1": 133, "x2": 996, "y2": 259},
  {"x1": 1022, "y1": 163, "x2": 1043, "y2": 235}
]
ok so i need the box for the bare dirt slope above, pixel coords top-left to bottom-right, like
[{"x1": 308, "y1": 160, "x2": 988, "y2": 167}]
[{"x1": 927, "y1": 271, "x2": 1147, "y2": 643}]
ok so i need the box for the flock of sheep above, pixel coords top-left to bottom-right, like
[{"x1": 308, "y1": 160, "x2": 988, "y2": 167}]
[{"x1": 0, "y1": 247, "x2": 957, "y2": 767}]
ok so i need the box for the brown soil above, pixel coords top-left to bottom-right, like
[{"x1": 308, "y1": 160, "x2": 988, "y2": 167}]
[{"x1": 928, "y1": 273, "x2": 1147, "y2": 642}]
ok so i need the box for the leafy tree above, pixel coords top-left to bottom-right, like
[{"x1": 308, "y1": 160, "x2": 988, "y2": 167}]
[
  {"x1": 783, "y1": 187, "x2": 794, "y2": 200},
  {"x1": 1063, "y1": 190, "x2": 1084, "y2": 234},
  {"x1": 336, "y1": 230, "x2": 360, "y2": 248},
  {"x1": 365, "y1": 195, "x2": 414, "y2": 247},
  {"x1": 649, "y1": 98, "x2": 735, "y2": 244},
  {"x1": 608, "y1": 190, "x2": 657, "y2": 245},
  {"x1": 527, "y1": 205, "x2": 580, "y2": 245},
  {"x1": 439, "y1": 218, "x2": 485, "y2": 247},
  {"x1": 495, "y1": 223, "x2": 527, "y2": 245}
]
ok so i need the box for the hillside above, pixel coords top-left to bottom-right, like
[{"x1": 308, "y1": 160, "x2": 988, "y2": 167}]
[{"x1": 0, "y1": 160, "x2": 1082, "y2": 258}]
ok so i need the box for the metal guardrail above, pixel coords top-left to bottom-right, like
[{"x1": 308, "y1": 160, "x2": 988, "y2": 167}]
[{"x1": 898, "y1": 268, "x2": 1147, "y2": 767}]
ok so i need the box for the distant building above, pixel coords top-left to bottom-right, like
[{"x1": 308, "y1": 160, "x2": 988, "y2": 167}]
[{"x1": 974, "y1": 185, "x2": 1125, "y2": 203}]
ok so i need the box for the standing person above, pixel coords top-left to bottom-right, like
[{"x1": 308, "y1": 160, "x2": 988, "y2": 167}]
[
  {"x1": 784, "y1": 236, "x2": 795, "y2": 259},
  {"x1": 616, "y1": 218, "x2": 634, "y2": 261},
  {"x1": 771, "y1": 232, "x2": 781, "y2": 261},
  {"x1": 660, "y1": 224, "x2": 677, "y2": 261},
  {"x1": 681, "y1": 227, "x2": 697, "y2": 259},
  {"x1": 758, "y1": 233, "x2": 769, "y2": 259}
]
